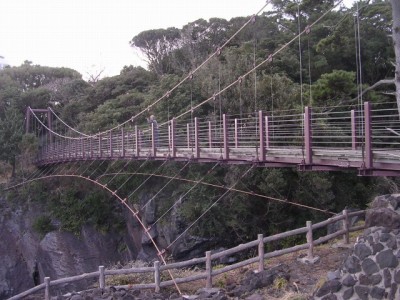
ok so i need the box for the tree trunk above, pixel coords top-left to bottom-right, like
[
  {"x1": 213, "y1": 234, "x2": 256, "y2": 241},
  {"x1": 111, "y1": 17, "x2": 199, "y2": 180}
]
[{"x1": 392, "y1": 0, "x2": 400, "y2": 115}]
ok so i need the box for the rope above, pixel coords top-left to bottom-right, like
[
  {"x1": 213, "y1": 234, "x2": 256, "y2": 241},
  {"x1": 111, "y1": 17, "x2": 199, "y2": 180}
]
[
  {"x1": 150, "y1": 162, "x2": 220, "y2": 228},
  {"x1": 140, "y1": 160, "x2": 191, "y2": 210},
  {"x1": 166, "y1": 165, "x2": 255, "y2": 249},
  {"x1": 167, "y1": 0, "x2": 344, "y2": 124}
]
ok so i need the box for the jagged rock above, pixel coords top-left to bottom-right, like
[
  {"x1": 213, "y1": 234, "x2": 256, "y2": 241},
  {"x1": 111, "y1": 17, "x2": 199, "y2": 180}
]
[
  {"x1": 383, "y1": 268, "x2": 392, "y2": 288},
  {"x1": 371, "y1": 242, "x2": 384, "y2": 254},
  {"x1": 229, "y1": 264, "x2": 289, "y2": 297},
  {"x1": 394, "y1": 270, "x2": 400, "y2": 283},
  {"x1": 354, "y1": 243, "x2": 372, "y2": 260},
  {"x1": 370, "y1": 286, "x2": 385, "y2": 300},
  {"x1": 359, "y1": 274, "x2": 371, "y2": 285},
  {"x1": 315, "y1": 280, "x2": 342, "y2": 297},
  {"x1": 376, "y1": 250, "x2": 399, "y2": 268},
  {"x1": 321, "y1": 295, "x2": 337, "y2": 300},
  {"x1": 327, "y1": 270, "x2": 340, "y2": 280},
  {"x1": 366, "y1": 208, "x2": 400, "y2": 229},
  {"x1": 389, "y1": 283, "x2": 397, "y2": 300},
  {"x1": 342, "y1": 287, "x2": 354, "y2": 299},
  {"x1": 342, "y1": 274, "x2": 356, "y2": 287},
  {"x1": 370, "y1": 273, "x2": 383, "y2": 285},
  {"x1": 361, "y1": 258, "x2": 379, "y2": 275},
  {"x1": 354, "y1": 285, "x2": 370, "y2": 300},
  {"x1": 344, "y1": 255, "x2": 361, "y2": 273}
]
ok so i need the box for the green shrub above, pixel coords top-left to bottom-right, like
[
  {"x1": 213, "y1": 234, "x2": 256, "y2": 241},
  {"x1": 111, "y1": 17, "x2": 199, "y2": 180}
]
[{"x1": 33, "y1": 215, "x2": 55, "y2": 237}]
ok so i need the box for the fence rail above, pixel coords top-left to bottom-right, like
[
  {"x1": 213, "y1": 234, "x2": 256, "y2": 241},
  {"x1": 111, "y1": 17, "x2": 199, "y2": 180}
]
[
  {"x1": 27, "y1": 102, "x2": 400, "y2": 177},
  {"x1": 8, "y1": 209, "x2": 365, "y2": 300}
]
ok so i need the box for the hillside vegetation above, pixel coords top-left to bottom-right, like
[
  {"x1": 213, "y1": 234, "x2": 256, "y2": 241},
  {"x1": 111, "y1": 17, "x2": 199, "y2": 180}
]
[{"x1": 0, "y1": 0, "x2": 399, "y2": 250}]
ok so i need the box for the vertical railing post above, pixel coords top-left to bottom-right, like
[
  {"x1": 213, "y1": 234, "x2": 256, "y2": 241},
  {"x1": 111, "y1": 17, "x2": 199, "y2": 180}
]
[
  {"x1": 81, "y1": 138, "x2": 85, "y2": 158},
  {"x1": 109, "y1": 131, "x2": 113, "y2": 158},
  {"x1": 187, "y1": 123, "x2": 191, "y2": 149},
  {"x1": 68, "y1": 138, "x2": 71, "y2": 159},
  {"x1": 75, "y1": 138, "x2": 78, "y2": 158},
  {"x1": 364, "y1": 102, "x2": 373, "y2": 170},
  {"x1": 99, "y1": 266, "x2": 105, "y2": 289},
  {"x1": 135, "y1": 126, "x2": 139, "y2": 157},
  {"x1": 121, "y1": 127, "x2": 125, "y2": 157},
  {"x1": 306, "y1": 221, "x2": 314, "y2": 260},
  {"x1": 304, "y1": 107, "x2": 313, "y2": 165},
  {"x1": 206, "y1": 251, "x2": 212, "y2": 288},
  {"x1": 234, "y1": 118, "x2": 239, "y2": 148},
  {"x1": 223, "y1": 114, "x2": 229, "y2": 160},
  {"x1": 194, "y1": 117, "x2": 200, "y2": 159},
  {"x1": 25, "y1": 107, "x2": 31, "y2": 134},
  {"x1": 90, "y1": 137, "x2": 93, "y2": 158},
  {"x1": 152, "y1": 122, "x2": 156, "y2": 157},
  {"x1": 208, "y1": 121, "x2": 212, "y2": 148},
  {"x1": 44, "y1": 277, "x2": 50, "y2": 300},
  {"x1": 265, "y1": 116, "x2": 269, "y2": 149},
  {"x1": 154, "y1": 261, "x2": 160, "y2": 293},
  {"x1": 47, "y1": 107, "x2": 53, "y2": 144},
  {"x1": 342, "y1": 209, "x2": 350, "y2": 244},
  {"x1": 351, "y1": 109, "x2": 357, "y2": 150},
  {"x1": 98, "y1": 133, "x2": 102, "y2": 158},
  {"x1": 259, "y1": 111, "x2": 265, "y2": 161},
  {"x1": 171, "y1": 119, "x2": 176, "y2": 158},
  {"x1": 258, "y1": 234, "x2": 264, "y2": 272}
]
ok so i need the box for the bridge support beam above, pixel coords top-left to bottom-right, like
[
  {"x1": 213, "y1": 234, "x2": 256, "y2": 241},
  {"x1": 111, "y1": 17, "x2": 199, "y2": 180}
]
[
  {"x1": 223, "y1": 114, "x2": 229, "y2": 160},
  {"x1": 364, "y1": 102, "x2": 373, "y2": 170},
  {"x1": 351, "y1": 109, "x2": 357, "y2": 150},
  {"x1": 121, "y1": 128, "x2": 125, "y2": 157},
  {"x1": 25, "y1": 107, "x2": 31, "y2": 134},
  {"x1": 259, "y1": 111, "x2": 265, "y2": 162},
  {"x1": 109, "y1": 131, "x2": 113, "y2": 158},
  {"x1": 152, "y1": 122, "x2": 157, "y2": 157},
  {"x1": 298, "y1": 107, "x2": 313, "y2": 171},
  {"x1": 194, "y1": 117, "x2": 200, "y2": 159},
  {"x1": 47, "y1": 107, "x2": 53, "y2": 145},
  {"x1": 208, "y1": 121, "x2": 212, "y2": 148},
  {"x1": 171, "y1": 119, "x2": 176, "y2": 158},
  {"x1": 98, "y1": 134, "x2": 102, "y2": 158},
  {"x1": 135, "y1": 126, "x2": 139, "y2": 157},
  {"x1": 265, "y1": 116, "x2": 269, "y2": 149},
  {"x1": 90, "y1": 137, "x2": 93, "y2": 158}
]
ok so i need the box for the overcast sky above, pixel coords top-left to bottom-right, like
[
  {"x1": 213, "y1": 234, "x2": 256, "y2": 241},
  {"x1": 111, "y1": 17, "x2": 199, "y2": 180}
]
[{"x1": 0, "y1": 0, "x2": 356, "y2": 79}]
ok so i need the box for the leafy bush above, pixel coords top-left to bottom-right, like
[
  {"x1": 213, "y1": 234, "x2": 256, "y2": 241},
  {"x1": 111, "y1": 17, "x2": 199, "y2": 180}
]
[{"x1": 32, "y1": 215, "x2": 55, "y2": 236}]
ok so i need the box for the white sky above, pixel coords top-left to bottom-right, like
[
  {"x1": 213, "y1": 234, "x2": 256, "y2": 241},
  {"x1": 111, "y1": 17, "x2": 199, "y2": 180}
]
[{"x1": 0, "y1": 0, "x2": 356, "y2": 79}]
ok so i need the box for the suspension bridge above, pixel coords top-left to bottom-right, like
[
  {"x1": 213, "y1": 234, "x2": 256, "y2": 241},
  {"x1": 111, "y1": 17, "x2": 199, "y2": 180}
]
[
  {"x1": 26, "y1": 101, "x2": 400, "y2": 177},
  {"x1": 4, "y1": 0, "x2": 400, "y2": 298}
]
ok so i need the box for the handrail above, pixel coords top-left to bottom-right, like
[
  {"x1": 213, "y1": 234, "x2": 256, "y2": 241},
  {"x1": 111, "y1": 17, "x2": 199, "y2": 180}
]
[
  {"x1": 8, "y1": 209, "x2": 365, "y2": 300},
  {"x1": 26, "y1": 102, "x2": 400, "y2": 177}
]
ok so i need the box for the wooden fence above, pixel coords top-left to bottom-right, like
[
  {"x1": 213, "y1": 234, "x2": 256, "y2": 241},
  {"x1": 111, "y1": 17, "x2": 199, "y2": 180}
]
[{"x1": 8, "y1": 209, "x2": 365, "y2": 300}]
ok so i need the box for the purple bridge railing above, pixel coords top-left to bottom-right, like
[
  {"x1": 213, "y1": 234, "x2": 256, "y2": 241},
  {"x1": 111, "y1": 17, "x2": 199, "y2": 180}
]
[{"x1": 26, "y1": 102, "x2": 400, "y2": 176}]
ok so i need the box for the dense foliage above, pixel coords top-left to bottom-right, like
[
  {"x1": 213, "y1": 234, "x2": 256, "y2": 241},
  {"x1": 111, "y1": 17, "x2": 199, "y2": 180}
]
[{"x1": 1, "y1": 0, "x2": 399, "y2": 247}]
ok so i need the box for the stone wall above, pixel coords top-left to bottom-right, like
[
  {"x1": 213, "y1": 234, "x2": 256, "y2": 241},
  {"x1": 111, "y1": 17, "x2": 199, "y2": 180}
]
[{"x1": 313, "y1": 194, "x2": 400, "y2": 300}]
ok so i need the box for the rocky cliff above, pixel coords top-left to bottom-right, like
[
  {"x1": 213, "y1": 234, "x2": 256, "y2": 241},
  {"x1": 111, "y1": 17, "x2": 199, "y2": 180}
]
[
  {"x1": 313, "y1": 194, "x2": 400, "y2": 299},
  {"x1": 0, "y1": 190, "x2": 213, "y2": 299}
]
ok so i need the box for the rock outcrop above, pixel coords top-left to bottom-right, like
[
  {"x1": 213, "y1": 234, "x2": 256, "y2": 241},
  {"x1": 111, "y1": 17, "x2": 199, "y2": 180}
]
[
  {"x1": 313, "y1": 194, "x2": 400, "y2": 300},
  {"x1": 0, "y1": 189, "x2": 214, "y2": 299}
]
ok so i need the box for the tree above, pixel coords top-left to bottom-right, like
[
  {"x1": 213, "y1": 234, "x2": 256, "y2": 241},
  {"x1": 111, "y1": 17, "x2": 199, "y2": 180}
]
[
  {"x1": 392, "y1": 0, "x2": 400, "y2": 113},
  {"x1": 130, "y1": 28, "x2": 181, "y2": 75},
  {"x1": 0, "y1": 104, "x2": 24, "y2": 176}
]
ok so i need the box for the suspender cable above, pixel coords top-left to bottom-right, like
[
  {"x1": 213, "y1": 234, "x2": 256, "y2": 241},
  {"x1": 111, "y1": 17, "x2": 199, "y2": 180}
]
[{"x1": 167, "y1": 165, "x2": 254, "y2": 250}]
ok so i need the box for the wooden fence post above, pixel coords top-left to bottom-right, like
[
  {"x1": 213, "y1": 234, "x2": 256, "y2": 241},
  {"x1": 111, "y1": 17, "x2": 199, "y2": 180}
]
[
  {"x1": 154, "y1": 261, "x2": 160, "y2": 293},
  {"x1": 44, "y1": 277, "x2": 50, "y2": 300},
  {"x1": 306, "y1": 221, "x2": 314, "y2": 260},
  {"x1": 206, "y1": 251, "x2": 212, "y2": 288},
  {"x1": 343, "y1": 209, "x2": 350, "y2": 244},
  {"x1": 258, "y1": 234, "x2": 264, "y2": 272},
  {"x1": 99, "y1": 266, "x2": 105, "y2": 289}
]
